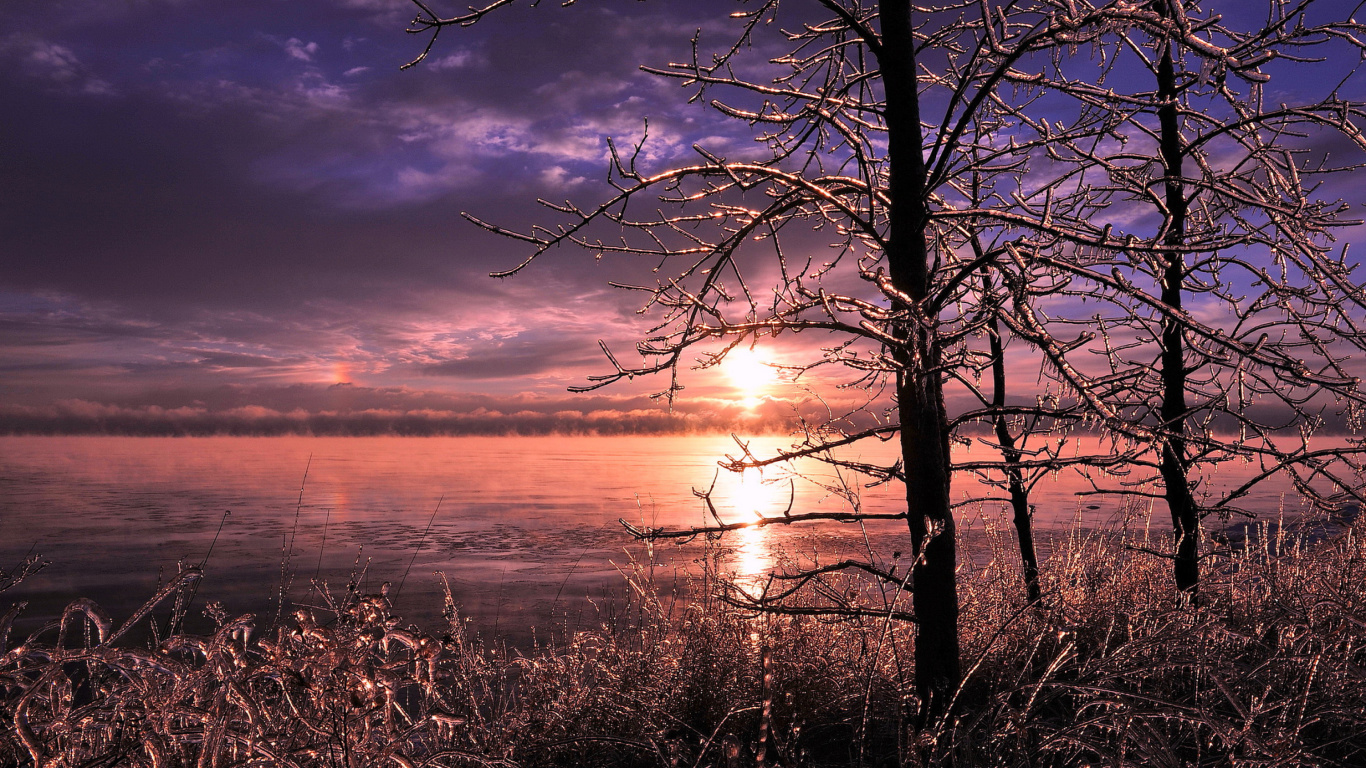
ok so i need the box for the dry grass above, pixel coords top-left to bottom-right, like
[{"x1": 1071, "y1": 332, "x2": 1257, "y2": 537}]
[{"x1": 3, "y1": 518, "x2": 1366, "y2": 767}]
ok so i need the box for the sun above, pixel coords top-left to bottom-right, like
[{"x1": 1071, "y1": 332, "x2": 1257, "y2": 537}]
[{"x1": 724, "y1": 347, "x2": 775, "y2": 406}]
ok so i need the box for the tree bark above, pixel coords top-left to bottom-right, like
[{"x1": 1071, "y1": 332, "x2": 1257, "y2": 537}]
[
  {"x1": 1156, "y1": 38, "x2": 1200, "y2": 597},
  {"x1": 880, "y1": 0, "x2": 961, "y2": 719},
  {"x1": 988, "y1": 311, "x2": 1043, "y2": 605}
]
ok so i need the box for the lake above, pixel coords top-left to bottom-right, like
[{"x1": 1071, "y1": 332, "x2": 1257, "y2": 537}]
[{"x1": 0, "y1": 435, "x2": 1326, "y2": 643}]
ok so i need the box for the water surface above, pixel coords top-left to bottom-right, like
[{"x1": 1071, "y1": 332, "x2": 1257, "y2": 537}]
[{"x1": 0, "y1": 435, "x2": 1326, "y2": 641}]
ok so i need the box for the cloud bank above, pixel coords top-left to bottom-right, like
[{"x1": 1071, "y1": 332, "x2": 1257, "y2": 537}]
[{"x1": 0, "y1": 386, "x2": 812, "y2": 436}]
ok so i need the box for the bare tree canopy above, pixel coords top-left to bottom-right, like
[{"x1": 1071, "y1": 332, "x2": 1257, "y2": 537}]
[
  {"x1": 1001, "y1": 0, "x2": 1366, "y2": 596},
  {"x1": 406, "y1": 0, "x2": 1366, "y2": 727}
]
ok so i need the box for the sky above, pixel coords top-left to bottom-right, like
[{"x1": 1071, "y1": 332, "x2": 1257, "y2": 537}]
[
  {"x1": 0, "y1": 0, "x2": 806, "y2": 434},
  {"x1": 2, "y1": 0, "x2": 1364, "y2": 436}
]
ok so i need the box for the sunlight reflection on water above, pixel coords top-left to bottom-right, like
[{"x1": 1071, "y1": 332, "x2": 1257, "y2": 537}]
[
  {"x1": 729, "y1": 469, "x2": 777, "y2": 586},
  {"x1": 0, "y1": 434, "x2": 1341, "y2": 644}
]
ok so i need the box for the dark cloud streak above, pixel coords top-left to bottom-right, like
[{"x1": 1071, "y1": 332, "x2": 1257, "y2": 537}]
[{"x1": 0, "y1": 383, "x2": 801, "y2": 436}]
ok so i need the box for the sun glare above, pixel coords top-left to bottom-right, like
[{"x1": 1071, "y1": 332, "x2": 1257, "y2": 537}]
[
  {"x1": 724, "y1": 347, "x2": 775, "y2": 406},
  {"x1": 731, "y1": 468, "x2": 776, "y2": 590}
]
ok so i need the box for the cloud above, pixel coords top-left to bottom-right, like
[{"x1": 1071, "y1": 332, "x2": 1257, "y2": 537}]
[
  {"x1": 363, "y1": 95, "x2": 695, "y2": 203},
  {"x1": 0, "y1": 0, "x2": 746, "y2": 214},
  {"x1": 538, "y1": 165, "x2": 586, "y2": 190},
  {"x1": 284, "y1": 38, "x2": 320, "y2": 62},
  {"x1": 294, "y1": 71, "x2": 350, "y2": 106},
  {"x1": 0, "y1": 388, "x2": 807, "y2": 436},
  {"x1": 192, "y1": 351, "x2": 306, "y2": 370},
  {"x1": 164, "y1": 69, "x2": 355, "y2": 120},
  {"x1": 22, "y1": 39, "x2": 83, "y2": 81},
  {"x1": 420, "y1": 334, "x2": 602, "y2": 379},
  {"x1": 333, "y1": 0, "x2": 412, "y2": 26},
  {"x1": 335, "y1": 0, "x2": 406, "y2": 8},
  {"x1": 3, "y1": 34, "x2": 116, "y2": 95},
  {"x1": 0, "y1": 282, "x2": 663, "y2": 413},
  {"x1": 426, "y1": 49, "x2": 480, "y2": 71}
]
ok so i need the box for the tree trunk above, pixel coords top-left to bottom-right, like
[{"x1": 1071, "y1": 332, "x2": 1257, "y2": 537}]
[
  {"x1": 880, "y1": 0, "x2": 961, "y2": 720},
  {"x1": 1156, "y1": 38, "x2": 1199, "y2": 597},
  {"x1": 988, "y1": 312, "x2": 1043, "y2": 605}
]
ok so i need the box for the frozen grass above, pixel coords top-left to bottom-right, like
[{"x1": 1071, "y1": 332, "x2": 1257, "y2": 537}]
[{"x1": 3, "y1": 519, "x2": 1366, "y2": 767}]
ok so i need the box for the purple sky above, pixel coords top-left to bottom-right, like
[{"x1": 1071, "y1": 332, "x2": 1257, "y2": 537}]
[
  {"x1": 3, "y1": 0, "x2": 1364, "y2": 435},
  {"x1": 1, "y1": 0, "x2": 806, "y2": 434}
]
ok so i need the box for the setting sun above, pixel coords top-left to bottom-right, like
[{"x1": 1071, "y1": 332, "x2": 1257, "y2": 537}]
[{"x1": 724, "y1": 347, "x2": 775, "y2": 405}]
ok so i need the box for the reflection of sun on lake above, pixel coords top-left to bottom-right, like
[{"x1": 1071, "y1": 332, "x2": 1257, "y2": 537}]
[
  {"x1": 733, "y1": 524, "x2": 771, "y2": 591},
  {"x1": 724, "y1": 468, "x2": 781, "y2": 588}
]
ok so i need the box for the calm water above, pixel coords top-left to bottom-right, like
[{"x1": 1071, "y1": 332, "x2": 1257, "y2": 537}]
[{"x1": 0, "y1": 435, "x2": 1324, "y2": 641}]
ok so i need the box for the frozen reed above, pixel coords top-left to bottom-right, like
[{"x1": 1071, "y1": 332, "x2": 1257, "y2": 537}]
[{"x1": 2, "y1": 517, "x2": 1365, "y2": 767}]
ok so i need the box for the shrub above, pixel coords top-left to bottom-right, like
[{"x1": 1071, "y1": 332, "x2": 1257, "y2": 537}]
[{"x1": 3, "y1": 518, "x2": 1365, "y2": 766}]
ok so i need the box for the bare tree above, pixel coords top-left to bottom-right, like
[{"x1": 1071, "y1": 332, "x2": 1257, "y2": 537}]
[
  {"x1": 406, "y1": 0, "x2": 1098, "y2": 719},
  {"x1": 403, "y1": 0, "x2": 1366, "y2": 724},
  {"x1": 997, "y1": 0, "x2": 1366, "y2": 598}
]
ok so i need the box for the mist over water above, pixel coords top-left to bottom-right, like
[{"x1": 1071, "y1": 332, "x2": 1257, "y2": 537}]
[{"x1": 0, "y1": 435, "x2": 1325, "y2": 642}]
